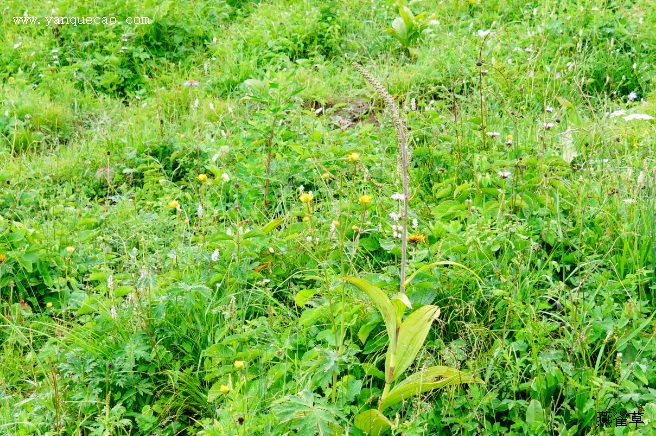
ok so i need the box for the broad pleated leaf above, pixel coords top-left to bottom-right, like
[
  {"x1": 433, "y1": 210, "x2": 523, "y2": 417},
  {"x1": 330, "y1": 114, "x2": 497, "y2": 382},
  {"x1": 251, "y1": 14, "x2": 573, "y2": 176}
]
[
  {"x1": 392, "y1": 305, "x2": 440, "y2": 381},
  {"x1": 354, "y1": 409, "x2": 393, "y2": 436},
  {"x1": 380, "y1": 366, "x2": 480, "y2": 411},
  {"x1": 341, "y1": 277, "x2": 396, "y2": 349}
]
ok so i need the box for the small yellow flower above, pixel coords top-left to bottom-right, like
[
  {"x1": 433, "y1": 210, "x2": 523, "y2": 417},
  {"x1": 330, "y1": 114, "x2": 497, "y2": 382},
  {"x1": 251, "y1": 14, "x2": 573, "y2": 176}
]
[
  {"x1": 347, "y1": 153, "x2": 360, "y2": 162},
  {"x1": 219, "y1": 385, "x2": 230, "y2": 393},
  {"x1": 321, "y1": 172, "x2": 332, "y2": 179},
  {"x1": 331, "y1": 220, "x2": 340, "y2": 227},
  {"x1": 408, "y1": 234, "x2": 426, "y2": 244},
  {"x1": 65, "y1": 246, "x2": 75, "y2": 254},
  {"x1": 0, "y1": 254, "x2": 6, "y2": 262},
  {"x1": 46, "y1": 302, "x2": 53, "y2": 308},
  {"x1": 299, "y1": 193, "x2": 313, "y2": 203},
  {"x1": 359, "y1": 195, "x2": 372, "y2": 205},
  {"x1": 234, "y1": 360, "x2": 244, "y2": 369},
  {"x1": 506, "y1": 134, "x2": 513, "y2": 141},
  {"x1": 168, "y1": 200, "x2": 179, "y2": 209},
  {"x1": 197, "y1": 174, "x2": 208, "y2": 182}
]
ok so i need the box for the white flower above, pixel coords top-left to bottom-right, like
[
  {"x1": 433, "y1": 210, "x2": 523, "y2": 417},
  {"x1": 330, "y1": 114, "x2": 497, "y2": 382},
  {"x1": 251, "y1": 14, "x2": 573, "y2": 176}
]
[
  {"x1": 476, "y1": 29, "x2": 491, "y2": 38},
  {"x1": 543, "y1": 122, "x2": 555, "y2": 130},
  {"x1": 546, "y1": 106, "x2": 554, "y2": 113},
  {"x1": 298, "y1": 185, "x2": 305, "y2": 193},
  {"x1": 209, "y1": 102, "x2": 215, "y2": 111},
  {"x1": 412, "y1": 218, "x2": 418, "y2": 230},
  {"x1": 637, "y1": 171, "x2": 645, "y2": 186},
  {"x1": 498, "y1": 171, "x2": 511, "y2": 179},
  {"x1": 623, "y1": 199, "x2": 636, "y2": 204},
  {"x1": 197, "y1": 204, "x2": 203, "y2": 217},
  {"x1": 110, "y1": 306, "x2": 117, "y2": 319},
  {"x1": 609, "y1": 110, "x2": 627, "y2": 118},
  {"x1": 623, "y1": 114, "x2": 653, "y2": 121},
  {"x1": 107, "y1": 275, "x2": 114, "y2": 290},
  {"x1": 306, "y1": 236, "x2": 313, "y2": 242},
  {"x1": 628, "y1": 92, "x2": 638, "y2": 101},
  {"x1": 222, "y1": 173, "x2": 230, "y2": 182},
  {"x1": 212, "y1": 153, "x2": 220, "y2": 162},
  {"x1": 389, "y1": 212, "x2": 401, "y2": 222},
  {"x1": 486, "y1": 132, "x2": 500, "y2": 138},
  {"x1": 268, "y1": 247, "x2": 275, "y2": 254},
  {"x1": 211, "y1": 249, "x2": 220, "y2": 262},
  {"x1": 391, "y1": 193, "x2": 405, "y2": 201}
]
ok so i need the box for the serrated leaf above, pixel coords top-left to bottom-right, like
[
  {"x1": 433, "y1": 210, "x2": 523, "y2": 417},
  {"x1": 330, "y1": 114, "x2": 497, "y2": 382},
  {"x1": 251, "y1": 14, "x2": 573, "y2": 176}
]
[
  {"x1": 380, "y1": 366, "x2": 480, "y2": 411},
  {"x1": 392, "y1": 305, "x2": 440, "y2": 381},
  {"x1": 354, "y1": 409, "x2": 393, "y2": 436}
]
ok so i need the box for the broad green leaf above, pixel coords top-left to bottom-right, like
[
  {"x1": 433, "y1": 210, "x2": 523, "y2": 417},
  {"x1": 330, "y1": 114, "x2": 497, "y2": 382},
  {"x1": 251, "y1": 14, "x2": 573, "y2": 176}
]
[
  {"x1": 392, "y1": 305, "x2": 440, "y2": 381},
  {"x1": 380, "y1": 365, "x2": 480, "y2": 411},
  {"x1": 341, "y1": 277, "x2": 396, "y2": 349},
  {"x1": 526, "y1": 399, "x2": 545, "y2": 428},
  {"x1": 354, "y1": 409, "x2": 393, "y2": 436},
  {"x1": 294, "y1": 289, "x2": 316, "y2": 307},
  {"x1": 114, "y1": 286, "x2": 132, "y2": 298},
  {"x1": 261, "y1": 218, "x2": 285, "y2": 234}
]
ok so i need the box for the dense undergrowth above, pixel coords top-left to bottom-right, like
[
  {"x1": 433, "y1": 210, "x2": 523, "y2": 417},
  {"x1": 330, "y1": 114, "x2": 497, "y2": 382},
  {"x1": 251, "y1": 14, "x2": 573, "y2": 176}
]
[{"x1": 1, "y1": 0, "x2": 655, "y2": 434}]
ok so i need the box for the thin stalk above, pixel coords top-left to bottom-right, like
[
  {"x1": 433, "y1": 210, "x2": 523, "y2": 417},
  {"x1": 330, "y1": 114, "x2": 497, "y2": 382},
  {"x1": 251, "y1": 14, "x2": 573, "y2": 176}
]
[{"x1": 351, "y1": 62, "x2": 410, "y2": 295}]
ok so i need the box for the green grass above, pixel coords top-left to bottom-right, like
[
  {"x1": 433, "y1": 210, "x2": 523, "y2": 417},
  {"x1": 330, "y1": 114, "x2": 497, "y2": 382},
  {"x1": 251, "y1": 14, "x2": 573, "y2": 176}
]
[{"x1": 1, "y1": 0, "x2": 656, "y2": 434}]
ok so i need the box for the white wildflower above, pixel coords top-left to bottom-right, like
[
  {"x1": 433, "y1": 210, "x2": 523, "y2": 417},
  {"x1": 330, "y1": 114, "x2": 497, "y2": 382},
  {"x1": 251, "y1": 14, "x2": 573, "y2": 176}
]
[
  {"x1": 389, "y1": 212, "x2": 401, "y2": 222},
  {"x1": 623, "y1": 114, "x2": 653, "y2": 121},
  {"x1": 222, "y1": 173, "x2": 230, "y2": 182},
  {"x1": 628, "y1": 92, "x2": 638, "y2": 101},
  {"x1": 486, "y1": 132, "x2": 500, "y2": 138},
  {"x1": 211, "y1": 249, "x2": 220, "y2": 262},
  {"x1": 412, "y1": 218, "x2": 418, "y2": 230},
  {"x1": 543, "y1": 122, "x2": 555, "y2": 130},
  {"x1": 197, "y1": 204, "x2": 203, "y2": 218},
  {"x1": 637, "y1": 171, "x2": 645, "y2": 186},
  {"x1": 298, "y1": 185, "x2": 305, "y2": 193},
  {"x1": 391, "y1": 193, "x2": 405, "y2": 201},
  {"x1": 498, "y1": 171, "x2": 511, "y2": 179},
  {"x1": 107, "y1": 275, "x2": 114, "y2": 290},
  {"x1": 546, "y1": 106, "x2": 554, "y2": 113},
  {"x1": 110, "y1": 306, "x2": 117, "y2": 319}
]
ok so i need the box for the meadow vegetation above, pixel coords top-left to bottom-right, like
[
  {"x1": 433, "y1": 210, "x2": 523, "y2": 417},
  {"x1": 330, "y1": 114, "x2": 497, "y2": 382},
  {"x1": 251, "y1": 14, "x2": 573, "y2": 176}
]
[{"x1": 1, "y1": 0, "x2": 655, "y2": 434}]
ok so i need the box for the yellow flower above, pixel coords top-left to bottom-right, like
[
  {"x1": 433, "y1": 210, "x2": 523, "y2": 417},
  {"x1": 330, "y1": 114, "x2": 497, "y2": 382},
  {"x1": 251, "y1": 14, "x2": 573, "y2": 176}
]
[
  {"x1": 219, "y1": 385, "x2": 230, "y2": 393},
  {"x1": 168, "y1": 200, "x2": 179, "y2": 209},
  {"x1": 65, "y1": 246, "x2": 75, "y2": 254},
  {"x1": 347, "y1": 153, "x2": 360, "y2": 162},
  {"x1": 408, "y1": 234, "x2": 426, "y2": 244},
  {"x1": 234, "y1": 360, "x2": 244, "y2": 369},
  {"x1": 299, "y1": 193, "x2": 313, "y2": 203},
  {"x1": 506, "y1": 134, "x2": 513, "y2": 141},
  {"x1": 197, "y1": 174, "x2": 208, "y2": 182},
  {"x1": 331, "y1": 220, "x2": 340, "y2": 227},
  {"x1": 321, "y1": 172, "x2": 332, "y2": 179},
  {"x1": 46, "y1": 302, "x2": 53, "y2": 308},
  {"x1": 0, "y1": 254, "x2": 6, "y2": 262},
  {"x1": 359, "y1": 195, "x2": 372, "y2": 205}
]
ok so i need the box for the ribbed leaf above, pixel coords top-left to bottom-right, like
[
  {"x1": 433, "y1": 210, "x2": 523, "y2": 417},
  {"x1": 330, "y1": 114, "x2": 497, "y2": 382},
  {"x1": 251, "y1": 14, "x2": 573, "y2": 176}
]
[
  {"x1": 392, "y1": 305, "x2": 440, "y2": 381},
  {"x1": 380, "y1": 366, "x2": 480, "y2": 411},
  {"x1": 341, "y1": 277, "x2": 396, "y2": 350},
  {"x1": 354, "y1": 409, "x2": 393, "y2": 436}
]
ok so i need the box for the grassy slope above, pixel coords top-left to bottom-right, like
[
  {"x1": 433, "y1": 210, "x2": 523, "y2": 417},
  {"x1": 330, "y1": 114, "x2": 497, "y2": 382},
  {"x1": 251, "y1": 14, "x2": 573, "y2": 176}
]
[{"x1": 1, "y1": 0, "x2": 656, "y2": 434}]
